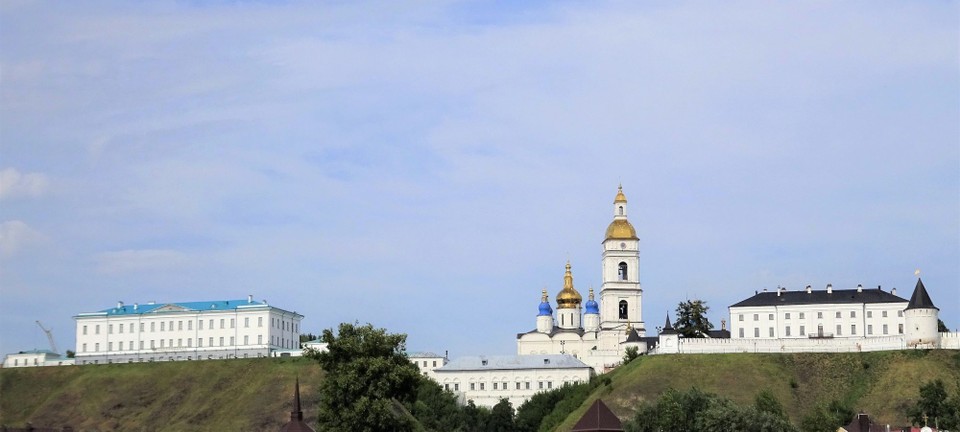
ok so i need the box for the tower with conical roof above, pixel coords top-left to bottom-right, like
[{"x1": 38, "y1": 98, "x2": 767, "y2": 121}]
[
  {"x1": 556, "y1": 262, "x2": 583, "y2": 330},
  {"x1": 904, "y1": 277, "x2": 940, "y2": 348},
  {"x1": 599, "y1": 185, "x2": 644, "y2": 347}
]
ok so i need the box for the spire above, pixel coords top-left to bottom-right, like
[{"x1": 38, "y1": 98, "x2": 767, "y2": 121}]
[
  {"x1": 556, "y1": 261, "x2": 583, "y2": 308},
  {"x1": 664, "y1": 314, "x2": 673, "y2": 330},
  {"x1": 541, "y1": 288, "x2": 548, "y2": 303},
  {"x1": 906, "y1": 278, "x2": 938, "y2": 311},
  {"x1": 660, "y1": 313, "x2": 677, "y2": 335},
  {"x1": 292, "y1": 376, "x2": 303, "y2": 421}
]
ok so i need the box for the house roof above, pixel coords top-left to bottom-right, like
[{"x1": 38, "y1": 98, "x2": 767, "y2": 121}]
[
  {"x1": 730, "y1": 287, "x2": 906, "y2": 308},
  {"x1": 571, "y1": 399, "x2": 624, "y2": 432},
  {"x1": 905, "y1": 278, "x2": 938, "y2": 311},
  {"x1": 408, "y1": 351, "x2": 444, "y2": 358},
  {"x1": 279, "y1": 377, "x2": 315, "y2": 432},
  {"x1": 659, "y1": 315, "x2": 677, "y2": 335},
  {"x1": 75, "y1": 299, "x2": 301, "y2": 317},
  {"x1": 435, "y1": 355, "x2": 591, "y2": 372}
]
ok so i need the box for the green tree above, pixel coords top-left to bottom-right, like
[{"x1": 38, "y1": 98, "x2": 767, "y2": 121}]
[
  {"x1": 462, "y1": 401, "x2": 491, "y2": 432},
  {"x1": 65, "y1": 350, "x2": 75, "y2": 358},
  {"x1": 515, "y1": 384, "x2": 571, "y2": 432},
  {"x1": 486, "y1": 398, "x2": 516, "y2": 432},
  {"x1": 907, "y1": 379, "x2": 959, "y2": 430},
  {"x1": 800, "y1": 400, "x2": 852, "y2": 432},
  {"x1": 625, "y1": 387, "x2": 797, "y2": 432},
  {"x1": 938, "y1": 319, "x2": 949, "y2": 332},
  {"x1": 753, "y1": 389, "x2": 786, "y2": 419},
  {"x1": 675, "y1": 300, "x2": 713, "y2": 338},
  {"x1": 623, "y1": 346, "x2": 640, "y2": 364},
  {"x1": 310, "y1": 322, "x2": 422, "y2": 432},
  {"x1": 411, "y1": 378, "x2": 466, "y2": 431}
]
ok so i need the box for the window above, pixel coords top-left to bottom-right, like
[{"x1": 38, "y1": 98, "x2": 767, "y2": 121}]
[
  {"x1": 230, "y1": 319, "x2": 235, "y2": 329},
  {"x1": 161, "y1": 322, "x2": 165, "y2": 331},
  {"x1": 784, "y1": 313, "x2": 790, "y2": 320},
  {"x1": 219, "y1": 337, "x2": 224, "y2": 346},
  {"x1": 769, "y1": 327, "x2": 774, "y2": 337},
  {"x1": 258, "y1": 335, "x2": 262, "y2": 344},
  {"x1": 151, "y1": 340, "x2": 155, "y2": 349},
  {"x1": 850, "y1": 311, "x2": 856, "y2": 318},
  {"x1": 817, "y1": 312, "x2": 823, "y2": 319},
  {"x1": 95, "y1": 343, "x2": 100, "y2": 352},
  {"x1": 109, "y1": 324, "x2": 113, "y2": 334},
  {"x1": 851, "y1": 325, "x2": 856, "y2": 335},
  {"x1": 753, "y1": 314, "x2": 759, "y2": 321},
  {"x1": 618, "y1": 262, "x2": 628, "y2": 281},
  {"x1": 82, "y1": 343, "x2": 87, "y2": 352},
  {"x1": 785, "y1": 326, "x2": 791, "y2": 337},
  {"x1": 799, "y1": 312, "x2": 805, "y2": 319},
  {"x1": 547, "y1": 381, "x2": 553, "y2": 389},
  {"x1": 169, "y1": 321, "x2": 173, "y2": 331},
  {"x1": 619, "y1": 300, "x2": 628, "y2": 319},
  {"x1": 178, "y1": 321, "x2": 183, "y2": 331},
  {"x1": 244, "y1": 335, "x2": 249, "y2": 345},
  {"x1": 198, "y1": 339, "x2": 203, "y2": 347},
  {"x1": 258, "y1": 317, "x2": 263, "y2": 327},
  {"x1": 177, "y1": 338, "x2": 182, "y2": 347},
  {"x1": 835, "y1": 311, "x2": 841, "y2": 319},
  {"x1": 433, "y1": 361, "x2": 437, "y2": 367},
  {"x1": 882, "y1": 311, "x2": 888, "y2": 318},
  {"x1": 230, "y1": 336, "x2": 235, "y2": 346},
  {"x1": 898, "y1": 324, "x2": 904, "y2": 334},
  {"x1": 130, "y1": 323, "x2": 134, "y2": 333},
  {"x1": 220, "y1": 319, "x2": 225, "y2": 329},
  {"x1": 209, "y1": 337, "x2": 213, "y2": 347},
  {"x1": 739, "y1": 328, "x2": 744, "y2": 338},
  {"x1": 738, "y1": 314, "x2": 744, "y2": 322},
  {"x1": 139, "y1": 341, "x2": 144, "y2": 349},
  {"x1": 799, "y1": 326, "x2": 805, "y2": 336},
  {"x1": 118, "y1": 342, "x2": 122, "y2": 350},
  {"x1": 244, "y1": 317, "x2": 249, "y2": 328},
  {"x1": 867, "y1": 311, "x2": 873, "y2": 318},
  {"x1": 140, "y1": 323, "x2": 145, "y2": 332},
  {"x1": 209, "y1": 319, "x2": 214, "y2": 329},
  {"x1": 868, "y1": 325, "x2": 873, "y2": 335},
  {"x1": 83, "y1": 325, "x2": 88, "y2": 335},
  {"x1": 897, "y1": 310, "x2": 903, "y2": 317},
  {"x1": 516, "y1": 382, "x2": 521, "y2": 390},
  {"x1": 539, "y1": 382, "x2": 544, "y2": 389},
  {"x1": 525, "y1": 382, "x2": 531, "y2": 390},
  {"x1": 199, "y1": 320, "x2": 203, "y2": 330},
  {"x1": 454, "y1": 383, "x2": 459, "y2": 391},
  {"x1": 188, "y1": 321, "x2": 192, "y2": 331},
  {"x1": 119, "y1": 324, "x2": 123, "y2": 334},
  {"x1": 160, "y1": 340, "x2": 164, "y2": 348},
  {"x1": 754, "y1": 328, "x2": 760, "y2": 337},
  {"x1": 768, "y1": 314, "x2": 774, "y2": 320},
  {"x1": 493, "y1": 382, "x2": 498, "y2": 390},
  {"x1": 470, "y1": 383, "x2": 475, "y2": 391},
  {"x1": 836, "y1": 325, "x2": 842, "y2": 336},
  {"x1": 95, "y1": 325, "x2": 100, "y2": 334},
  {"x1": 882, "y1": 324, "x2": 888, "y2": 335}
]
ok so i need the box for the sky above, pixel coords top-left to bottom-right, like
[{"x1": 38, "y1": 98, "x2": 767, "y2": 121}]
[{"x1": 1, "y1": 1, "x2": 958, "y2": 358}]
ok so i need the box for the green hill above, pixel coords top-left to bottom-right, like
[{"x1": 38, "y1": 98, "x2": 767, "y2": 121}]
[
  {"x1": 2, "y1": 350, "x2": 958, "y2": 431},
  {"x1": 554, "y1": 350, "x2": 960, "y2": 431},
  {"x1": 0, "y1": 357, "x2": 322, "y2": 431}
]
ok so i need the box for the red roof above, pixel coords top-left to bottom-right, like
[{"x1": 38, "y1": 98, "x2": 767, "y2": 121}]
[{"x1": 572, "y1": 399, "x2": 624, "y2": 432}]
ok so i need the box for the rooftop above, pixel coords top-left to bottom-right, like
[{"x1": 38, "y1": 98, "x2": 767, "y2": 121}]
[
  {"x1": 436, "y1": 355, "x2": 591, "y2": 372},
  {"x1": 730, "y1": 287, "x2": 906, "y2": 308},
  {"x1": 76, "y1": 298, "x2": 301, "y2": 317}
]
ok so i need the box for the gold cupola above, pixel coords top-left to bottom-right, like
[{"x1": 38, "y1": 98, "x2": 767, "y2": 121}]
[
  {"x1": 555, "y1": 261, "x2": 583, "y2": 309},
  {"x1": 605, "y1": 185, "x2": 638, "y2": 240}
]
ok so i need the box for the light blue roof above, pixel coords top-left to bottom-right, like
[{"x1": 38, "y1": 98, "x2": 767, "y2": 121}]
[
  {"x1": 76, "y1": 299, "x2": 300, "y2": 317},
  {"x1": 435, "y1": 354, "x2": 590, "y2": 372}
]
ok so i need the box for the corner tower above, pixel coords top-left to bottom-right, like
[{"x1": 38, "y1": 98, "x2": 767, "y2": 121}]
[
  {"x1": 600, "y1": 185, "x2": 644, "y2": 337},
  {"x1": 904, "y1": 277, "x2": 939, "y2": 348}
]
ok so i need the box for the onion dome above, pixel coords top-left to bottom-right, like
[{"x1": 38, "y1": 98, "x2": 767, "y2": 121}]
[
  {"x1": 584, "y1": 287, "x2": 599, "y2": 315},
  {"x1": 605, "y1": 185, "x2": 638, "y2": 240},
  {"x1": 556, "y1": 262, "x2": 583, "y2": 309},
  {"x1": 614, "y1": 184, "x2": 627, "y2": 203},
  {"x1": 537, "y1": 289, "x2": 553, "y2": 316}
]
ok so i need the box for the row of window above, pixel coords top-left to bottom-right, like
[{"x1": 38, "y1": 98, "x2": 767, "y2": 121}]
[
  {"x1": 416, "y1": 360, "x2": 440, "y2": 368},
  {"x1": 443, "y1": 380, "x2": 566, "y2": 392},
  {"x1": 81, "y1": 335, "x2": 298, "y2": 352},
  {"x1": 82, "y1": 317, "x2": 300, "y2": 336},
  {"x1": 739, "y1": 310, "x2": 903, "y2": 322},
  {"x1": 739, "y1": 323, "x2": 903, "y2": 338},
  {"x1": 79, "y1": 353, "x2": 265, "y2": 364}
]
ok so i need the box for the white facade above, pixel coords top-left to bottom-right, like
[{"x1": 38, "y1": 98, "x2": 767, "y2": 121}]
[
  {"x1": 409, "y1": 351, "x2": 448, "y2": 381},
  {"x1": 3, "y1": 350, "x2": 73, "y2": 368},
  {"x1": 517, "y1": 186, "x2": 648, "y2": 373},
  {"x1": 434, "y1": 355, "x2": 593, "y2": 408},
  {"x1": 73, "y1": 296, "x2": 303, "y2": 364}
]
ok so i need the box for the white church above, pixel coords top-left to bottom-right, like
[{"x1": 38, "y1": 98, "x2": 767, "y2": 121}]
[{"x1": 516, "y1": 186, "x2": 648, "y2": 373}]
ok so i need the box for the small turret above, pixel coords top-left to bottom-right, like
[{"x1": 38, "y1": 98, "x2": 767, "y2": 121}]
[
  {"x1": 555, "y1": 262, "x2": 583, "y2": 330},
  {"x1": 536, "y1": 289, "x2": 554, "y2": 334},
  {"x1": 583, "y1": 287, "x2": 600, "y2": 332}
]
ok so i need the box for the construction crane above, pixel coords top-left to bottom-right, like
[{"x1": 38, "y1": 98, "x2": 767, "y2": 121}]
[{"x1": 35, "y1": 320, "x2": 59, "y2": 354}]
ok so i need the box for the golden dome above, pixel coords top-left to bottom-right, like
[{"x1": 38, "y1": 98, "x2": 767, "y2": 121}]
[
  {"x1": 605, "y1": 219, "x2": 638, "y2": 240},
  {"x1": 614, "y1": 184, "x2": 627, "y2": 203},
  {"x1": 556, "y1": 262, "x2": 583, "y2": 308}
]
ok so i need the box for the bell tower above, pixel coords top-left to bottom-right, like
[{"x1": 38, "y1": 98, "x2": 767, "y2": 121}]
[{"x1": 599, "y1": 185, "x2": 644, "y2": 340}]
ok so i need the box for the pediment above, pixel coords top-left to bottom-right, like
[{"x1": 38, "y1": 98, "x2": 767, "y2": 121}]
[{"x1": 151, "y1": 304, "x2": 190, "y2": 313}]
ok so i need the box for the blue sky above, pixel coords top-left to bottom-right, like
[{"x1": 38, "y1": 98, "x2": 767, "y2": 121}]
[{"x1": 1, "y1": 1, "x2": 957, "y2": 358}]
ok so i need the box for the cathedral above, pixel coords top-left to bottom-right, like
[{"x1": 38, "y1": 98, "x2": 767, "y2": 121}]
[{"x1": 516, "y1": 186, "x2": 647, "y2": 373}]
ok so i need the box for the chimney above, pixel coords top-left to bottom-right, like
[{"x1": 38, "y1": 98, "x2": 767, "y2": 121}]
[
  {"x1": 857, "y1": 284, "x2": 863, "y2": 293},
  {"x1": 117, "y1": 301, "x2": 124, "y2": 308},
  {"x1": 777, "y1": 289, "x2": 781, "y2": 297},
  {"x1": 891, "y1": 287, "x2": 897, "y2": 296},
  {"x1": 248, "y1": 294, "x2": 253, "y2": 304},
  {"x1": 445, "y1": 350, "x2": 449, "y2": 359},
  {"x1": 827, "y1": 283, "x2": 833, "y2": 294},
  {"x1": 806, "y1": 285, "x2": 812, "y2": 294},
  {"x1": 721, "y1": 319, "x2": 727, "y2": 331}
]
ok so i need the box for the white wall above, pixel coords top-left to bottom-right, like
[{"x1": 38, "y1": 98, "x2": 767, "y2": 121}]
[{"x1": 434, "y1": 367, "x2": 591, "y2": 408}]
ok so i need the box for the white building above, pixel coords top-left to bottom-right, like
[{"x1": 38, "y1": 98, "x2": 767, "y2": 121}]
[
  {"x1": 73, "y1": 296, "x2": 303, "y2": 364},
  {"x1": 517, "y1": 186, "x2": 648, "y2": 373},
  {"x1": 2, "y1": 350, "x2": 74, "y2": 368},
  {"x1": 409, "y1": 351, "x2": 448, "y2": 381},
  {"x1": 434, "y1": 355, "x2": 593, "y2": 408}
]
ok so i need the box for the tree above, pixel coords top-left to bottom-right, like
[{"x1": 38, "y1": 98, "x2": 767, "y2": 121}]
[
  {"x1": 486, "y1": 399, "x2": 516, "y2": 432},
  {"x1": 753, "y1": 389, "x2": 786, "y2": 419},
  {"x1": 800, "y1": 400, "x2": 852, "y2": 432},
  {"x1": 625, "y1": 387, "x2": 797, "y2": 432},
  {"x1": 65, "y1": 350, "x2": 75, "y2": 358},
  {"x1": 938, "y1": 319, "x2": 949, "y2": 332},
  {"x1": 907, "y1": 379, "x2": 959, "y2": 430},
  {"x1": 310, "y1": 322, "x2": 422, "y2": 432},
  {"x1": 411, "y1": 378, "x2": 467, "y2": 432},
  {"x1": 623, "y1": 346, "x2": 640, "y2": 364},
  {"x1": 675, "y1": 300, "x2": 713, "y2": 338}
]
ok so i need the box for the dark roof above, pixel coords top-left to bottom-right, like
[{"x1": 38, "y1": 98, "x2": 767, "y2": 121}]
[
  {"x1": 842, "y1": 412, "x2": 887, "y2": 432},
  {"x1": 730, "y1": 287, "x2": 906, "y2": 308},
  {"x1": 707, "y1": 329, "x2": 731, "y2": 339},
  {"x1": 280, "y1": 377, "x2": 315, "y2": 432},
  {"x1": 659, "y1": 314, "x2": 677, "y2": 335},
  {"x1": 905, "y1": 278, "x2": 938, "y2": 311},
  {"x1": 623, "y1": 328, "x2": 643, "y2": 343},
  {"x1": 517, "y1": 327, "x2": 586, "y2": 338},
  {"x1": 572, "y1": 399, "x2": 624, "y2": 432}
]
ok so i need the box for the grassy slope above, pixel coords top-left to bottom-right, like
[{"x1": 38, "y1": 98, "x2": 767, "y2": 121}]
[
  {"x1": 0, "y1": 357, "x2": 322, "y2": 432},
  {"x1": 555, "y1": 350, "x2": 960, "y2": 431}
]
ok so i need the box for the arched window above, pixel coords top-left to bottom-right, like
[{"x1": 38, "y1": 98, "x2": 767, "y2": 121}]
[
  {"x1": 618, "y1": 206, "x2": 624, "y2": 215},
  {"x1": 618, "y1": 262, "x2": 628, "y2": 281},
  {"x1": 619, "y1": 300, "x2": 628, "y2": 319}
]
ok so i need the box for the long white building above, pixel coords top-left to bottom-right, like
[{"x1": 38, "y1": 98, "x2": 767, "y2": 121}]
[
  {"x1": 74, "y1": 296, "x2": 303, "y2": 364},
  {"x1": 434, "y1": 355, "x2": 593, "y2": 408}
]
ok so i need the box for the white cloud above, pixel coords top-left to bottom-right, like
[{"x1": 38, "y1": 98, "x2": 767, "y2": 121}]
[
  {"x1": 0, "y1": 168, "x2": 49, "y2": 200},
  {"x1": 94, "y1": 249, "x2": 191, "y2": 275},
  {"x1": 0, "y1": 220, "x2": 45, "y2": 257}
]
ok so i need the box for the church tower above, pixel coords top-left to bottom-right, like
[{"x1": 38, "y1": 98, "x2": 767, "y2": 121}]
[
  {"x1": 555, "y1": 262, "x2": 583, "y2": 330},
  {"x1": 599, "y1": 185, "x2": 644, "y2": 338},
  {"x1": 904, "y1": 277, "x2": 939, "y2": 348}
]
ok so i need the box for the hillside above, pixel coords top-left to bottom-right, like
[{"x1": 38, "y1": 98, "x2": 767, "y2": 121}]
[
  {"x1": 0, "y1": 357, "x2": 322, "y2": 431},
  {"x1": 2, "y1": 351, "x2": 958, "y2": 431},
  {"x1": 554, "y1": 349, "x2": 960, "y2": 431}
]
